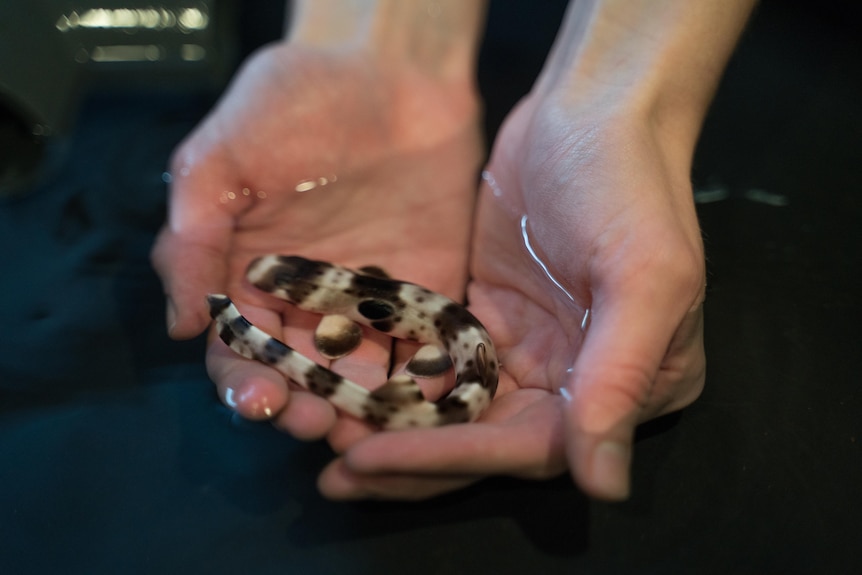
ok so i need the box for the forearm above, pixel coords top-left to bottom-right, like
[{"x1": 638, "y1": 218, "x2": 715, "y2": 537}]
[
  {"x1": 287, "y1": 0, "x2": 488, "y2": 81},
  {"x1": 536, "y1": 0, "x2": 756, "y2": 155}
]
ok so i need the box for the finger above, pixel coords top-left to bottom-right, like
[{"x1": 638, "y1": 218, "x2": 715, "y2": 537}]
[
  {"x1": 150, "y1": 144, "x2": 250, "y2": 339},
  {"x1": 151, "y1": 228, "x2": 227, "y2": 339},
  {"x1": 563, "y1": 282, "x2": 693, "y2": 500},
  {"x1": 209, "y1": 303, "x2": 346, "y2": 438},
  {"x1": 321, "y1": 328, "x2": 393, "y2": 451},
  {"x1": 215, "y1": 304, "x2": 398, "y2": 442},
  {"x1": 271, "y1": 391, "x2": 339, "y2": 441},
  {"x1": 318, "y1": 457, "x2": 480, "y2": 501},
  {"x1": 341, "y1": 391, "x2": 567, "y2": 480},
  {"x1": 328, "y1": 327, "x2": 392, "y2": 391},
  {"x1": 209, "y1": 319, "x2": 342, "y2": 439},
  {"x1": 206, "y1": 335, "x2": 292, "y2": 420}
]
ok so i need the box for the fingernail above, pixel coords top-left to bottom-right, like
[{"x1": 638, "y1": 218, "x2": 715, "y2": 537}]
[
  {"x1": 592, "y1": 441, "x2": 631, "y2": 500},
  {"x1": 229, "y1": 381, "x2": 275, "y2": 420},
  {"x1": 166, "y1": 298, "x2": 177, "y2": 336}
]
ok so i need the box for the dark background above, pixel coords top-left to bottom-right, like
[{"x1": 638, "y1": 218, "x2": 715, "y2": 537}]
[{"x1": 1, "y1": 1, "x2": 860, "y2": 573}]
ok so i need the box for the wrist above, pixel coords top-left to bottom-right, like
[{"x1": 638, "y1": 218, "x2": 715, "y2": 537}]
[
  {"x1": 287, "y1": 0, "x2": 487, "y2": 84},
  {"x1": 534, "y1": 0, "x2": 755, "y2": 160}
]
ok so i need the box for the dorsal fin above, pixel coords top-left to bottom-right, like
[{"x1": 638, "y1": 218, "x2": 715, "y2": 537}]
[{"x1": 357, "y1": 265, "x2": 391, "y2": 279}]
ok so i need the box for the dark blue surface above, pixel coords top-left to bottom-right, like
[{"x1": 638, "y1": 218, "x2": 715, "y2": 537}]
[{"x1": 1, "y1": 2, "x2": 860, "y2": 573}]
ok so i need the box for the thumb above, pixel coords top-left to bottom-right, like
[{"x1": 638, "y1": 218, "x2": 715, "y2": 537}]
[
  {"x1": 150, "y1": 147, "x2": 247, "y2": 339},
  {"x1": 563, "y1": 287, "x2": 684, "y2": 500}
]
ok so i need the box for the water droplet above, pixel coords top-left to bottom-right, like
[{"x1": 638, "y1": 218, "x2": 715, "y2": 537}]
[
  {"x1": 482, "y1": 170, "x2": 502, "y2": 197},
  {"x1": 481, "y1": 169, "x2": 522, "y2": 221},
  {"x1": 295, "y1": 179, "x2": 317, "y2": 192},
  {"x1": 520, "y1": 215, "x2": 576, "y2": 304},
  {"x1": 580, "y1": 308, "x2": 591, "y2": 331}
]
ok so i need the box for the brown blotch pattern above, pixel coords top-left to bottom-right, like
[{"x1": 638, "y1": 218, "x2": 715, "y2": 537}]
[
  {"x1": 371, "y1": 319, "x2": 394, "y2": 332},
  {"x1": 232, "y1": 255, "x2": 500, "y2": 428},
  {"x1": 315, "y1": 331, "x2": 361, "y2": 358},
  {"x1": 303, "y1": 365, "x2": 343, "y2": 397},
  {"x1": 248, "y1": 255, "x2": 332, "y2": 304},
  {"x1": 254, "y1": 338, "x2": 292, "y2": 365},
  {"x1": 434, "y1": 396, "x2": 472, "y2": 425},
  {"x1": 314, "y1": 317, "x2": 362, "y2": 359},
  {"x1": 406, "y1": 355, "x2": 453, "y2": 378}
]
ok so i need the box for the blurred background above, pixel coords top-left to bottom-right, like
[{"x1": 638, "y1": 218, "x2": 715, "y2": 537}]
[{"x1": 0, "y1": 0, "x2": 261, "y2": 197}]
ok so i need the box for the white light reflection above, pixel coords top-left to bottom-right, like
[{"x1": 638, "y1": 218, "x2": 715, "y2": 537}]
[
  {"x1": 177, "y1": 8, "x2": 208, "y2": 31},
  {"x1": 181, "y1": 44, "x2": 206, "y2": 61},
  {"x1": 520, "y1": 215, "x2": 576, "y2": 303},
  {"x1": 88, "y1": 44, "x2": 163, "y2": 62},
  {"x1": 295, "y1": 180, "x2": 317, "y2": 193},
  {"x1": 482, "y1": 170, "x2": 503, "y2": 198},
  {"x1": 56, "y1": 7, "x2": 208, "y2": 33},
  {"x1": 580, "y1": 308, "x2": 591, "y2": 332},
  {"x1": 744, "y1": 188, "x2": 789, "y2": 207},
  {"x1": 219, "y1": 189, "x2": 268, "y2": 203},
  {"x1": 224, "y1": 387, "x2": 237, "y2": 408},
  {"x1": 295, "y1": 174, "x2": 337, "y2": 193}
]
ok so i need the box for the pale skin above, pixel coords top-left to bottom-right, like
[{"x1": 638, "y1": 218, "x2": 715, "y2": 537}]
[{"x1": 152, "y1": 0, "x2": 756, "y2": 500}]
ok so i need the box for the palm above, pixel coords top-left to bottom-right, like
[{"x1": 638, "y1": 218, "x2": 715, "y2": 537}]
[
  {"x1": 468, "y1": 94, "x2": 706, "y2": 422},
  {"x1": 175, "y1": 44, "x2": 481, "y2": 295},
  {"x1": 153, "y1": 43, "x2": 483, "y2": 436},
  {"x1": 316, "y1": 96, "x2": 708, "y2": 499}
]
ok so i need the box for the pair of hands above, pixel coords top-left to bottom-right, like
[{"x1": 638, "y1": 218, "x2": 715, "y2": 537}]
[{"x1": 151, "y1": 42, "x2": 706, "y2": 501}]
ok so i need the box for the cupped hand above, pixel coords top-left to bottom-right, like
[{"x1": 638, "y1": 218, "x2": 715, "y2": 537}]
[
  {"x1": 319, "y1": 93, "x2": 707, "y2": 501},
  {"x1": 151, "y1": 42, "x2": 482, "y2": 440}
]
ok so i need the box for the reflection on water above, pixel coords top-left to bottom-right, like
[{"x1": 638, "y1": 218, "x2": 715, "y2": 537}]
[
  {"x1": 520, "y1": 214, "x2": 576, "y2": 304},
  {"x1": 205, "y1": 174, "x2": 339, "y2": 204},
  {"x1": 218, "y1": 187, "x2": 269, "y2": 204},
  {"x1": 483, "y1": 169, "x2": 590, "y2": 330},
  {"x1": 294, "y1": 174, "x2": 338, "y2": 193}
]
